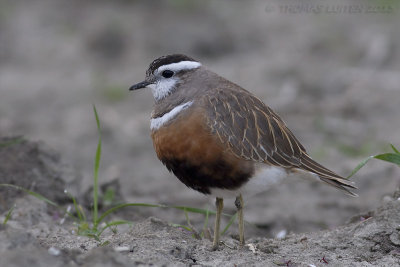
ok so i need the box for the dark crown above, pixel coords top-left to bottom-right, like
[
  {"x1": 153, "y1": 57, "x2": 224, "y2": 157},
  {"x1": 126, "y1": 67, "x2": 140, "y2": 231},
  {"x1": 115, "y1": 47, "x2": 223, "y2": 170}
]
[{"x1": 146, "y1": 54, "x2": 198, "y2": 76}]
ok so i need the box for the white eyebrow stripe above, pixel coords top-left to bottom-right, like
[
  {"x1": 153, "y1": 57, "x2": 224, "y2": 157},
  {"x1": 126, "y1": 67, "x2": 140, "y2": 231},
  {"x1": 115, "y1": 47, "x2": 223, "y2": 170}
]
[
  {"x1": 150, "y1": 101, "x2": 194, "y2": 130},
  {"x1": 156, "y1": 61, "x2": 201, "y2": 74}
]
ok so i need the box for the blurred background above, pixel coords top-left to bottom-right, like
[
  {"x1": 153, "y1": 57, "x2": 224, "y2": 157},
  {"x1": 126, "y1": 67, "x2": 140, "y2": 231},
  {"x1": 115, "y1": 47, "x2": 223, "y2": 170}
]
[{"x1": 1, "y1": 0, "x2": 399, "y2": 237}]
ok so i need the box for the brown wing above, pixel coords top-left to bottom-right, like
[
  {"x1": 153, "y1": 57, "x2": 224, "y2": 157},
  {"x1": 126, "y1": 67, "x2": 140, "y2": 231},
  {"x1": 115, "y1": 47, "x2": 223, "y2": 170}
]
[
  {"x1": 203, "y1": 87, "x2": 305, "y2": 167},
  {"x1": 202, "y1": 87, "x2": 357, "y2": 196}
]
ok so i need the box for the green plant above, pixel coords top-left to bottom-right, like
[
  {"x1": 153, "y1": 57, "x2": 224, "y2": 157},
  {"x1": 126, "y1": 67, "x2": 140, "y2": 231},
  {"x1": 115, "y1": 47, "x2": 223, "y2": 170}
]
[
  {"x1": 0, "y1": 136, "x2": 24, "y2": 148},
  {"x1": 347, "y1": 144, "x2": 400, "y2": 179},
  {"x1": 92, "y1": 105, "x2": 101, "y2": 232},
  {"x1": 2, "y1": 204, "x2": 16, "y2": 225}
]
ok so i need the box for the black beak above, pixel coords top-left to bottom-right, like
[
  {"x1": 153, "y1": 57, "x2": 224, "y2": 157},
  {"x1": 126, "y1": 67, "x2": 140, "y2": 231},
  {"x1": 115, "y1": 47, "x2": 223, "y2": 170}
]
[{"x1": 129, "y1": 81, "x2": 152, "y2": 91}]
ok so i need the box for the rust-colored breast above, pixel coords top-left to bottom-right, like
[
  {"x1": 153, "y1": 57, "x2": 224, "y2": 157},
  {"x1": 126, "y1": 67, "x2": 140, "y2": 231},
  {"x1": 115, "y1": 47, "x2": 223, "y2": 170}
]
[{"x1": 151, "y1": 108, "x2": 254, "y2": 194}]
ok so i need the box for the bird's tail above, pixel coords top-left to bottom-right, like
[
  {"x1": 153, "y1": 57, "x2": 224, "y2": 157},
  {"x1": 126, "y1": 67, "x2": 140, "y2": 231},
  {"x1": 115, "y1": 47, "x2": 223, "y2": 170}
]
[{"x1": 300, "y1": 154, "x2": 357, "y2": 197}]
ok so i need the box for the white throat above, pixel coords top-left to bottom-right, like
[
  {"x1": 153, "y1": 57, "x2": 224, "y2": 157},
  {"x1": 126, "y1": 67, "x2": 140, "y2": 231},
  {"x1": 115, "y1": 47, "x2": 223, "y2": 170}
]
[
  {"x1": 150, "y1": 61, "x2": 201, "y2": 102},
  {"x1": 150, "y1": 101, "x2": 193, "y2": 131},
  {"x1": 149, "y1": 78, "x2": 178, "y2": 102}
]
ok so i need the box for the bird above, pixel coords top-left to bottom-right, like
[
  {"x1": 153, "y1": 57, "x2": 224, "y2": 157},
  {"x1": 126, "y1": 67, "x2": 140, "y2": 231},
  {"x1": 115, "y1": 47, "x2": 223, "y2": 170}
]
[{"x1": 129, "y1": 54, "x2": 357, "y2": 250}]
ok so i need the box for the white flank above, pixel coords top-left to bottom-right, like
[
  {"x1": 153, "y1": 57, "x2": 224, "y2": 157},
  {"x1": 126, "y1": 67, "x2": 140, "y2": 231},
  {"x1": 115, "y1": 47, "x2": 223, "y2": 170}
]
[
  {"x1": 150, "y1": 101, "x2": 193, "y2": 131},
  {"x1": 155, "y1": 61, "x2": 201, "y2": 74},
  {"x1": 210, "y1": 166, "x2": 320, "y2": 199},
  {"x1": 210, "y1": 166, "x2": 288, "y2": 199},
  {"x1": 150, "y1": 61, "x2": 201, "y2": 101}
]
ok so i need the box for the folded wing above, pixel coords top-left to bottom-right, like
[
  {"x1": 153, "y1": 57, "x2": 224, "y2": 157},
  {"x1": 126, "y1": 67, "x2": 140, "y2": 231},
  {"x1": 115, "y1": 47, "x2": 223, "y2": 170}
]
[{"x1": 202, "y1": 87, "x2": 357, "y2": 196}]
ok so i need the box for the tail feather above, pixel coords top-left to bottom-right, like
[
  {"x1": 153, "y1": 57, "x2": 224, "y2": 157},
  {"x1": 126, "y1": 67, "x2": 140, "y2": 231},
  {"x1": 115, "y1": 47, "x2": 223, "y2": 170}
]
[
  {"x1": 319, "y1": 177, "x2": 358, "y2": 197},
  {"x1": 300, "y1": 154, "x2": 357, "y2": 197}
]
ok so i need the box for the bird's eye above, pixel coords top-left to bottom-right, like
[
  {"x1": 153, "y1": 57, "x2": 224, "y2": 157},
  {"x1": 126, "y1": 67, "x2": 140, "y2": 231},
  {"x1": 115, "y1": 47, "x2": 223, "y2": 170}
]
[{"x1": 161, "y1": 70, "x2": 174, "y2": 78}]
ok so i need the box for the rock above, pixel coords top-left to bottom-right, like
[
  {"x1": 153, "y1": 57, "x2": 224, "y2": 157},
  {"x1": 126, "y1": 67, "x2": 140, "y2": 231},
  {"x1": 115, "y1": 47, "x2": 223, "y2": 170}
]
[{"x1": 390, "y1": 232, "x2": 400, "y2": 246}]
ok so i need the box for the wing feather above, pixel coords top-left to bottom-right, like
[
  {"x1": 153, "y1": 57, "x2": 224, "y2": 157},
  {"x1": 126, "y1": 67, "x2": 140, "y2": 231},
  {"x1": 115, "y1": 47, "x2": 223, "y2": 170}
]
[
  {"x1": 203, "y1": 88, "x2": 303, "y2": 166},
  {"x1": 201, "y1": 86, "x2": 356, "y2": 195}
]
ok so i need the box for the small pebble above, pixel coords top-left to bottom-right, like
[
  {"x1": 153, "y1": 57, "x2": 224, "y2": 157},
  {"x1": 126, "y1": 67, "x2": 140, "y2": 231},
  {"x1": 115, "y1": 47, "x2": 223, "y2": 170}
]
[
  {"x1": 390, "y1": 232, "x2": 400, "y2": 246},
  {"x1": 276, "y1": 230, "x2": 287, "y2": 240},
  {"x1": 371, "y1": 244, "x2": 381, "y2": 252},
  {"x1": 246, "y1": 243, "x2": 257, "y2": 253},
  {"x1": 48, "y1": 247, "x2": 61, "y2": 256},
  {"x1": 383, "y1": 195, "x2": 393, "y2": 203},
  {"x1": 114, "y1": 246, "x2": 130, "y2": 252}
]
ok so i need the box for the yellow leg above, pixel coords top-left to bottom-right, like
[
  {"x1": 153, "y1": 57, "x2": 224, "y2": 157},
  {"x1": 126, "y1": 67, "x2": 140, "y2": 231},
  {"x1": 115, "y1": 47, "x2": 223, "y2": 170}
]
[
  {"x1": 235, "y1": 194, "x2": 245, "y2": 246},
  {"x1": 212, "y1": 197, "x2": 224, "y2": 250}
]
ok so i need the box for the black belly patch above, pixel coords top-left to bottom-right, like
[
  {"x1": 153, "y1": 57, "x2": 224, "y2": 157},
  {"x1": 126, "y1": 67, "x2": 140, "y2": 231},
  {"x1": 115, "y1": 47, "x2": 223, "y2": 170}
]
[{"x1": 160, "y1": 157, "x2": 253, "y2": 194}]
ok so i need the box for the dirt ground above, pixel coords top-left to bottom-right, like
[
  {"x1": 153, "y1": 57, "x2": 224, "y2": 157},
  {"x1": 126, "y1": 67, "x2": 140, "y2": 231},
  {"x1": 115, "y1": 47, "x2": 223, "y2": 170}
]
[
  {"x1": 1, "y1": 0, "x2": 400, "y2": 266},
  {"x1": 1, "y1": 138, "x2": 400, "y2": 266}
]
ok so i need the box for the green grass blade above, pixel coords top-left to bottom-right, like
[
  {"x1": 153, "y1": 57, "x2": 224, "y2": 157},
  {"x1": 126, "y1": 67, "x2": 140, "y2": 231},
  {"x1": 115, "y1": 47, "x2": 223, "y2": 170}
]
[
  {"x1": 65, "y1": 190, "x2": 85, "y2": 222},
  {"x1": 92, "y1": 105, "x2": 102, "y2": 230},
  {"x1": 184, "y1": 208, "x2": 190, "y2": 225},
  {"x1": 347, "y1": 144, "x2": 400, "y2": 179},
  {"x1": 78, "y1": 205, "x2": 87, "y2": 222},
  {"x1": 97, "y1": 220, "x2": 132, "y2": 236},
  {"x1": 97, "y1": 203, "x2": 230, "y2": 225},
  {"x1": 0, "y1": 184, "x2": 80, "y2": 223},
  {"x1": 173, "y1": 206, "x2": 234, "y2": 219},
  {"x1": 0, "y1": 184, "x2": 59, "y2": 207},
  {"x1": 77, "y1": 222, "x2": 90, "y2": 234},
  {"x1": 0, "y1": 137, "x2": 24, "y2": 148},
  {"x1": 170, "y1": 223, "x2": 193, "y2": 232},
  {"x1": 390, "y1": 144, "x2": 399, "y2": 154},
  {"x1": 96, "y1": 203, "x2": 168, "y2": 224},
  {"x1": 172, "y1": 206, "x2": 216, "y2": 215},
  {"x1": 346, "y1": 156, "x2": 374, "y2": 179},
  {"x1": 374, "y1": 153, "x2": 400, "y2": 166},
  {"x1": 221, "y1": 212, "x2": 237, "y2": 236},
  {"x1": 82, "y1": 232, "x2": 101, "y2": 241},
  {"x1": 3, "y1": 204, "x2": 16, "y2": 225}
]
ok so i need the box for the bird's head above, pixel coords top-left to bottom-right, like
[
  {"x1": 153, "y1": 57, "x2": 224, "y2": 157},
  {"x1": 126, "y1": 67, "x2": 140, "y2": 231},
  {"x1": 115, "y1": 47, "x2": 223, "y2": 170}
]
[{"x1": 129, "y1": 54, "x2": 202, "y2": 102}]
